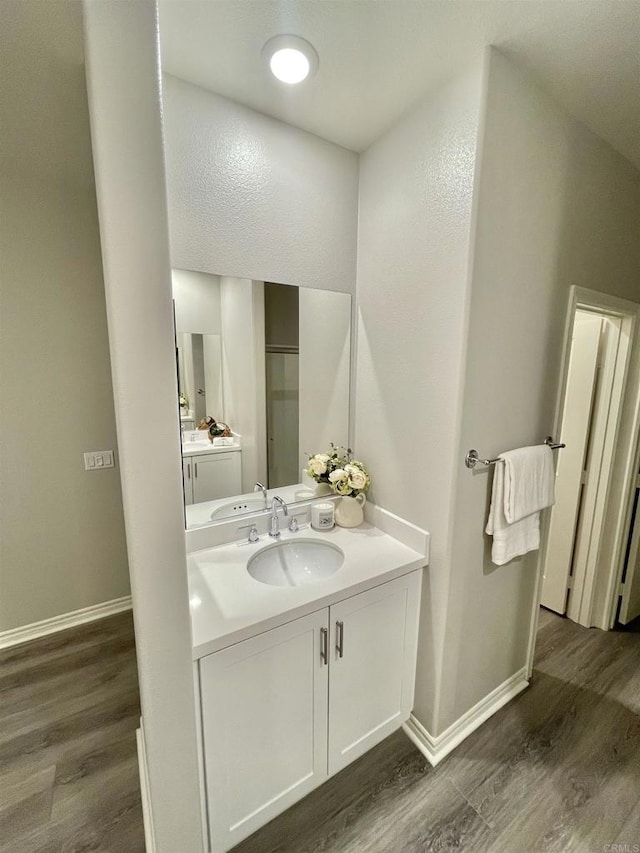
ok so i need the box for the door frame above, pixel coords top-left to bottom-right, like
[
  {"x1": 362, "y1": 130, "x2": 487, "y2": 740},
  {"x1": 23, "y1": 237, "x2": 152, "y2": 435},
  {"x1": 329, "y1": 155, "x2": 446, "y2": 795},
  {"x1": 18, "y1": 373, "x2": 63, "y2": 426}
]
[
  {"x1": 527, "y1": 286, "x2": 640, "y2": 673},
  {"x1": 567, "y1": 312, "x2": 627, "y2": 625}
]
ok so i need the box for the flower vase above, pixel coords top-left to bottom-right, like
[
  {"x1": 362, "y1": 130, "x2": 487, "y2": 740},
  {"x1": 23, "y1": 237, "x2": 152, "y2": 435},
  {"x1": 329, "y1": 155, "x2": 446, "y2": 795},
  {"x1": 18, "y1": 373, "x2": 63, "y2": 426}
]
[
  {"x1": 335, "y1": 493, "x2": 366, "y2": 528},
  {"x1": 314, "y1": 482, "x2": 333, "y2": 497}
]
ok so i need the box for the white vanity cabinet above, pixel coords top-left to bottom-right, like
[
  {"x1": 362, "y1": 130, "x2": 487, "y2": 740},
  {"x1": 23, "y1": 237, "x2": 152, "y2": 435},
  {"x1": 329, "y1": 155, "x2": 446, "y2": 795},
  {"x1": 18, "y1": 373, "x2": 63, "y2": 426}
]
[
  {"x1": 182, "y1": 449, "x2": 241, "y2": 505},
  {"x1": 198, "y1": 569, "x2": 422, "y2": 853},
  {"x1": 327, "y1": 575, "x2": 421, "y2": 775},
  {"x1": 199, "y1": 610, "x2": 329, "y2": 851}
]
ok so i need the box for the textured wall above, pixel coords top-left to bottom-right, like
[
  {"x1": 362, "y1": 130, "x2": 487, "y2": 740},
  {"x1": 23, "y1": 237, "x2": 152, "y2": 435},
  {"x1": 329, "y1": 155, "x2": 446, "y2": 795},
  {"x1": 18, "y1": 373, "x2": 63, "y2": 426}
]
[
  {"x1": 0, "y1": 0, "x2": 129, "y2": 633},
  {"x1": 162, "y1": 74, "x2": 359, "y2": 294},
  {"x1": 440, "y1": 49, "x2": 640, "y2": 732},
  {"x1": 83, "y1": 2, "x2": 204, "y2": 849},
  {"x1": 355, "y1": 69, "x2": 484, "y2": 732}
]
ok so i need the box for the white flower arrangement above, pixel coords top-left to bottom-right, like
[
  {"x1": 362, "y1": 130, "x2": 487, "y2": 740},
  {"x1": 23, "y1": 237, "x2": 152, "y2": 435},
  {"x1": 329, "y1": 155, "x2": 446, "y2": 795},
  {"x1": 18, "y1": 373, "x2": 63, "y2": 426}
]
[{"x1": 304, "y1": 444, "x2": 371, "y2": 497}]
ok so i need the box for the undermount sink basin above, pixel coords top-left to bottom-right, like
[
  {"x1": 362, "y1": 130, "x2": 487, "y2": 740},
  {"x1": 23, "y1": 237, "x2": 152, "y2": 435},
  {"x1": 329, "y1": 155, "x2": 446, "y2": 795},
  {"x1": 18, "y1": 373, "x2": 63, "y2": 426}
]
[
  {"x1": 247, "y1": 539, "x2": 344, "y2": 587},
  {"x1": 211, "y1": 498, "x2": 266, "y2": 521}
]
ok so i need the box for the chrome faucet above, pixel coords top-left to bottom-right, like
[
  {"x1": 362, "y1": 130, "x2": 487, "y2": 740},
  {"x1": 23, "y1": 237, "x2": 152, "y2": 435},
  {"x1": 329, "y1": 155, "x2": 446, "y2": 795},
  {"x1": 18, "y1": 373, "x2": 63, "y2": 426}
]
[
  {"x1": 269, "y1": 496, "x2": 288, "y2": 538},
  {"x1": 254, "y1": 482, "x2": 268, "y2": 510}
]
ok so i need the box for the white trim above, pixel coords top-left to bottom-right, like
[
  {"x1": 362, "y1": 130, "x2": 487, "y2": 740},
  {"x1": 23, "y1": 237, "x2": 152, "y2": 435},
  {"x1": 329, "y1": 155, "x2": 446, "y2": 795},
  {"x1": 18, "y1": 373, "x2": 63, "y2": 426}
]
[
  {"x1": 604, "y1": 332, "x2": 640, "y2": 627},
  {"x1": 526, "y1": 556, "x2": 544, "y2": 680},
  {"x1": 0, "y1": 596, "x2": 132, "y2": 650},
  {"x1": 137, "y1": 721, "x2": 156, "y2": 853},
  {"x1": 403, "y1": 667, "x2": 529, "y2": 766},
  {"x1": 527, "y1": 285, "x2": 640, "y2": 660},
  {"x1": 193, "y1": 661, "x2": 211, "y2": 852},
  {"x1": 567, "y1": 289, "x2": 640, "y2": 631},
  {"x1": 527, "y1": 285, "x2": 640, "y2": 674},
  {"x1": 569, "y1": 314, "x2": 630, "y2": 626}
]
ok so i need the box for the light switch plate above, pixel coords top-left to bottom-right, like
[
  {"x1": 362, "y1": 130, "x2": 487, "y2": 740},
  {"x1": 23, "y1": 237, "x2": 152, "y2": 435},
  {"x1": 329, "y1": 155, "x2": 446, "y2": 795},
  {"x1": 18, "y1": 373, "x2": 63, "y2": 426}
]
[{"x1": 84, "y1": 450, "x2": 115, "y2": 471}]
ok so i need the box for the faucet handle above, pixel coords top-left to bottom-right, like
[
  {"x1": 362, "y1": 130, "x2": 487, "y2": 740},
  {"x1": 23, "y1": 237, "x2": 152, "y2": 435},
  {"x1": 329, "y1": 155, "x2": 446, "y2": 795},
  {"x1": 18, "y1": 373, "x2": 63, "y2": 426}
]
[
  {"x1": 254, "y1": 482, "x2": 268, "y2": 509},
  {"x1": 288, "y1": 516, "x2": 299, "y2": 533},
  {"x1": 238, "y1": 523, "x2": 260, "y2": 543}
]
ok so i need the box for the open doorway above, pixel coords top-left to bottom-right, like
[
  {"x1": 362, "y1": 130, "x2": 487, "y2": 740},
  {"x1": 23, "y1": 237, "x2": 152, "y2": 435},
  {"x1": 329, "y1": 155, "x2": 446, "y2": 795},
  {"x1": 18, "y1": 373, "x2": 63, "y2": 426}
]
[
  {"x1": 538, "y1": 287, "x2": 640, "y2": 632},
  {"x1": 264, "y1": 283, "x2": 300, "y2": 488}
]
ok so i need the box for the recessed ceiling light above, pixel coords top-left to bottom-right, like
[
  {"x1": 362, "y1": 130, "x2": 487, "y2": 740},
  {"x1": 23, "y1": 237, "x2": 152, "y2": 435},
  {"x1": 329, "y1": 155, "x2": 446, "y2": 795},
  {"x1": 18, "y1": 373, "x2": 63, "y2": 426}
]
[{"x1": 262, "y1": 35, "x2": 319, "y2": 85}]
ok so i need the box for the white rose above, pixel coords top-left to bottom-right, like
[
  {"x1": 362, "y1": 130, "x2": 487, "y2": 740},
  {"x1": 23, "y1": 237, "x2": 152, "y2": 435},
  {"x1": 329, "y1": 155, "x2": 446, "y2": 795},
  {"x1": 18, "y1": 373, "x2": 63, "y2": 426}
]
[
  {"x1": 317, "y1": 454, "x2": 330, "y2": 462},
  {"x1": 309, "y1": 457, "x2": 327, "y2": 476},
  {"x1": 348, "y1": 470, "x2": 367, "y2": 490},
  {"x1": 329, "y1": 468, "x2": 347, "y2": 483}
]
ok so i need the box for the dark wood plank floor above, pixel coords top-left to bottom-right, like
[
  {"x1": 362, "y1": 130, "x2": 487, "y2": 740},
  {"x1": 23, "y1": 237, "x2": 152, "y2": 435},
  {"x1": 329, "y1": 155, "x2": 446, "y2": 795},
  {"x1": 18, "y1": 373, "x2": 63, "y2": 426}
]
[
  {"x1": 234, "y1": 609, "x2": 640, "y2": 853},
  {"x1": 2, "y1": 608, "x2": 639, "y2": 853},
  {"x1": 0, "y1": 612, "x2": 144, "y2": 853}
]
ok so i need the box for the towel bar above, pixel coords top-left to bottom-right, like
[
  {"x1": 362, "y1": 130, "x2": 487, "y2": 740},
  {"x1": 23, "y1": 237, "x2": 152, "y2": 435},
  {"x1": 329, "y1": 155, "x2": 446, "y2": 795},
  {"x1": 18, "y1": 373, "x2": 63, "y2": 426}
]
[{"x1": 465, "y1": 436, "x2": 566, "y2": 469}]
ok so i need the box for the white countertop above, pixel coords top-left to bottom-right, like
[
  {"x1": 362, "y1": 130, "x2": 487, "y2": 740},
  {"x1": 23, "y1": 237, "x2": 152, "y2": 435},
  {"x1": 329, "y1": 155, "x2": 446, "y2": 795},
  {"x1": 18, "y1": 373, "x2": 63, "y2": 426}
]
[
  {"x1": 181, "y1": 440, "x2": 240, "y2": 457},
  {"x1": 188, "y1": 521, "x2": 426, "y2": 660}
]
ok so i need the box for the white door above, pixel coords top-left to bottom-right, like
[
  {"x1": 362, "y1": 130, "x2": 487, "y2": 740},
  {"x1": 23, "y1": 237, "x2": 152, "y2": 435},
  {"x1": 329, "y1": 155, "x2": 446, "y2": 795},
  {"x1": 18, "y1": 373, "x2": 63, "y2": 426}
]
[
  {"x1": 182, "y1": 457, "x2": 194, "y2": 505},
  {"x1": 541, "y1": 312, "x2": 601, "y2": 614},
  {"x1": 620, "y1": 469, "x2": 640, "y2": 624},
  {"x1": 192, "y1": 451, "x2": 241, "y2": 503},
  {"x1": 200, "y1": 610, "x2": 329, "y2": 853},
  {"x1": 327, "y1": 571, "x2": 422, "y2": 776}
]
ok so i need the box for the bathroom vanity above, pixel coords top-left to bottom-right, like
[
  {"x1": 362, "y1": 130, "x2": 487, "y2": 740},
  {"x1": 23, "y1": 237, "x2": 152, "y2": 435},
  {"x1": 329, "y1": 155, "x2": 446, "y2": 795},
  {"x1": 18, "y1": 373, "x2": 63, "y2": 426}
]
[
  {"x1": 187, "y1": 511, "x2": 428, "y2": 852},
  {"x1": 181, "y1": 438, "x2": 242, "y2": 505}
]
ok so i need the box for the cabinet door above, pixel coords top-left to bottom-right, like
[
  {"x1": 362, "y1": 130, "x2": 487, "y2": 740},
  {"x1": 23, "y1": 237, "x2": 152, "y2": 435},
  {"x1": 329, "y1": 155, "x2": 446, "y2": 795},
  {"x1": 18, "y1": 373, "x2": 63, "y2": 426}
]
[
  {"x1": 192, "y1": 451, "x2": 241, "y2": 503},
  {"x1": 182, "y1": 457, "x2": 194, "y2": 505},
  {"x1": 328, "y1": 570, "x2": 422, "y2": 776},
  {"x1": 200, "y1": 610, "x2": 329, "y2": 853}
]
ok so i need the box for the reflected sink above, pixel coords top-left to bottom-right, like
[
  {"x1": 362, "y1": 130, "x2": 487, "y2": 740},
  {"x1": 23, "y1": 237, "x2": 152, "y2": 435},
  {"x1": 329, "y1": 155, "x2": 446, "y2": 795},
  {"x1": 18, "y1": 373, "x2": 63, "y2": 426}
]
[
  {"x1": 248, "y1": 539, "x2": 344, "y2": 587},
  {"x1": 211, "y1": 498, "x2": 266, "y2": 521}
]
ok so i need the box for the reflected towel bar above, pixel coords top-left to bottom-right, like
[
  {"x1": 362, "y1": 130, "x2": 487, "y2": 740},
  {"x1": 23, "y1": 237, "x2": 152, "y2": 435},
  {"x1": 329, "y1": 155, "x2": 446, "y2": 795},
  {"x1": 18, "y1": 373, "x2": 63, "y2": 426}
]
[{"x1": 465, "y1": 436, "x2": 566, "y2": 469}]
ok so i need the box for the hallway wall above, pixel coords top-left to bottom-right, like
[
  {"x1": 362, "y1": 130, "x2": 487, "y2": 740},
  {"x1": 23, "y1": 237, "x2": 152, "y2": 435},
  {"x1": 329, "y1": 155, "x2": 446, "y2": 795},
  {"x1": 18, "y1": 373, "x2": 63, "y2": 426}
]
[
  {"x1": 0, "y1": 0, "x2": 129, "y2": 634},
  {"x1": 355, "y1": 67, "x2": 484, "y2": 732},
  {"x1": 441, "y1": 48, "x2": 640, "y2": 732}
]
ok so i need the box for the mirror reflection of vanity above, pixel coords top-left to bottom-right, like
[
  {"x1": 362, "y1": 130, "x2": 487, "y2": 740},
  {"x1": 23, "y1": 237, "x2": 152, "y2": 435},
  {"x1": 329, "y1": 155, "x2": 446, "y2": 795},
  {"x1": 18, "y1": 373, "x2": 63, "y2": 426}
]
[
  {"x1": 177, "y1": 332, "x2": 222, "y2": 431},
  {"x1": 173, "y1": 268, "x2": 352, "y2": 528}
]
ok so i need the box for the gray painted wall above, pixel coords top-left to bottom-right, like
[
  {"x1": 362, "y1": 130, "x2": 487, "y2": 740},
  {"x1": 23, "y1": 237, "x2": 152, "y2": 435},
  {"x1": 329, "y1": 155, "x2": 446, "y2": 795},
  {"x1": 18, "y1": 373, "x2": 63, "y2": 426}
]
[
  {"x1": 355, "y1": 69, "x2": 484, "y2": 733},
  {"x1": 0, "y1": 0, "x2": 129, "y2": 633},
  {"x1": 83, "y1": 1, "x2": 204, "y2": 850},
  {"x1": 441, "y1": 49, "x2": 640, "y2": 732}
]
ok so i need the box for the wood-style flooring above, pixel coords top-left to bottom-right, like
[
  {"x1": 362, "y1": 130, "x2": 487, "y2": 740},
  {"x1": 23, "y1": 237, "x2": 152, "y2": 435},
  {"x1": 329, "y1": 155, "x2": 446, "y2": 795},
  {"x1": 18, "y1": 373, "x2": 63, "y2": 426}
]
[
  {"x1": 0, "y1": 612, "x2": 144, "y2": 853},
  {"x1": 2, "y1": 608, "x2": 639, "y2": 853},
  {"x1": 235, "y1": 609, "x2": 640, "y2": 853}
]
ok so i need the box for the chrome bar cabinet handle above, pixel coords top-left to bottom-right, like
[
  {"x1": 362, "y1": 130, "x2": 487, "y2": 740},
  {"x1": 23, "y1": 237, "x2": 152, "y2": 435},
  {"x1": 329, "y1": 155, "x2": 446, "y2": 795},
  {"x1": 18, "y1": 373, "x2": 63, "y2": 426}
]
[
  {"x1": 320, "y1": 628, "x2": 328, "y2": 665},
  {"x1": 336, "y1": 621, "x2": 344, "y2": 658}
]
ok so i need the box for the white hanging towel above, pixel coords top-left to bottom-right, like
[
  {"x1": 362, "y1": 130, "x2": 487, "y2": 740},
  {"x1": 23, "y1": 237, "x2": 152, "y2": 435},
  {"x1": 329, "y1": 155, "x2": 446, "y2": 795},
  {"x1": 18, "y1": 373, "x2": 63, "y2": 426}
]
[{"x1": 486, "y1": 445, "x2": 555, "y2": 566}]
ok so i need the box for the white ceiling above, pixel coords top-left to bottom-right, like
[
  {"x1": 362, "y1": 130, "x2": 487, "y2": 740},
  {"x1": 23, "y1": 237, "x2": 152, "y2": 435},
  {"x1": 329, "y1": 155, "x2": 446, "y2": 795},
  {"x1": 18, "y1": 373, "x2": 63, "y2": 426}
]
[{"x1": 159, "y1": 0, "x2": 640, "y2": 168}]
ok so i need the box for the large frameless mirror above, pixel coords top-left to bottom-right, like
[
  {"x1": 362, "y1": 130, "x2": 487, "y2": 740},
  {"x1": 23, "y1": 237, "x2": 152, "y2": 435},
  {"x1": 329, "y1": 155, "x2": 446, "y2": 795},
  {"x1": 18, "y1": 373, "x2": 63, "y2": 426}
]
[{"x1": 173, "y1": 269, "x2": 352, "y2": 528}]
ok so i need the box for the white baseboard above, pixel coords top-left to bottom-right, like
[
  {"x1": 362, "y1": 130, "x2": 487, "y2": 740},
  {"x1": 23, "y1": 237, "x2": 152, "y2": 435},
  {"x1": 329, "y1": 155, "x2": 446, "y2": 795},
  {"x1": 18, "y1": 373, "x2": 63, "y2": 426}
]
[
  {"x1": 403, "y1": 667, "x2": 529, "y2": 766},
  {"x1": 0, "y1": 596, "x2": 132, "y2": 650},
  {"x1": 137, "y1": 722, "x2": 156, "y2": 853}
]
